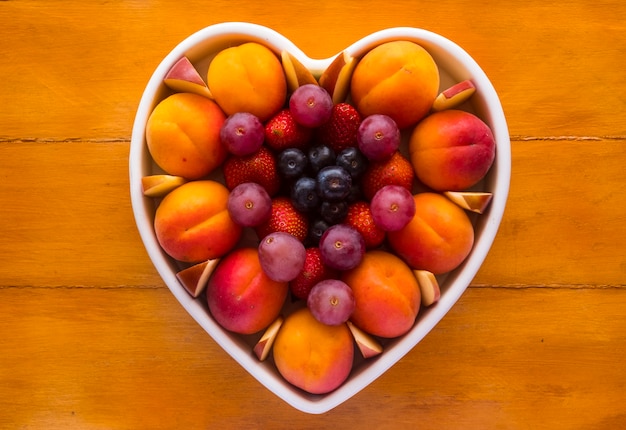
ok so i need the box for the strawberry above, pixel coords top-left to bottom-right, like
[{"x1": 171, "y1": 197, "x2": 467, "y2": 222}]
[
  {"x1": 316, "y1": 102, "x2": 362, "y2": 153},
  {"x1": 361, "y1": 151, "x2": 415, "y2": 201},
  {"x1": 222, "y1": 146, "x2": 281, "y2": 196},
  {"x1": 255, "y1": 197, "x2": 309, "y2": 242},
  {"x1": 289, "y1": 247, "x2": 338, "y2": 300},
  {"x1": 264, "y1": 109, "x2": 312, "y2": 151},
  {"x1": 344, "y1": 201, "x2": 386, "y2": 249}
]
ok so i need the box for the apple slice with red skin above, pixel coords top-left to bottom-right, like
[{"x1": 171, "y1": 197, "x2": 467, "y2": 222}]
[
  {"x1": 176, "y1": 259, "x2": 220, "y2": 298},
  {"x1": 253, "y1": 315, "x2": 284, "y2": 361},
  {"x1": 346, "y1": 321, "x2": 383, "y2": 359},
  {"x1": 319, "y1": 51, "x2": 357, "y2": 104},
  {"x1": 414, "y1": 270, "x2": 441, "y2": 307},
  {"x1": 281, "y1": 50, "x2": 318, "y2": 93},
  {"x1": 141, "y1": 174, "x2": 187, "y2": 197},
  {"x1": 164, "y1": 56, "x2": 213, "y2": 99},
  {"x1": 444, "y1": 191, "x2": 493, "y2": 214},
  {"x1": 432, "y1": 79, "x2": 476, "y2": 112}
]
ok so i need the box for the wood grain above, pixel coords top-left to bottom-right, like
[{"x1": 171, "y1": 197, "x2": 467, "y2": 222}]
[
  {"x1": 1, "y1": 0, "x2": 625, "y2": 428},
  {"x1": 1, "y1": 287, "x2": 624, "y2": 429}
]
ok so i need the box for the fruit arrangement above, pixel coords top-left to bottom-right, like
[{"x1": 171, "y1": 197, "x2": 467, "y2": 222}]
[{"x1": 139, "y1": 37, "x2": 497, "y2": 396}]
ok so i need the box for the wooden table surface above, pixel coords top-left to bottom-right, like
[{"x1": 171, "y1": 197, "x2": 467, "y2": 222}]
[{"x1": 1, "y1": 1, "x2": 625, "y2": 429}]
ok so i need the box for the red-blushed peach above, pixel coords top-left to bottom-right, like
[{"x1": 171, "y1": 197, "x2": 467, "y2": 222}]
[
  {"x1": 154, "y1": 180, "x2": 242, "y2": 263},
  {"x1": 273, "y1": 307, "x2": 354, "y2": 394},
  {"x1": 207, "y1": 42, "x2": 287, "y2": 122},
  {"x1": 163, "y1": 56, "x2": 213, "y2": 99},
  {"x1": 350, "y1": 40, "x2": 439, "y2": 129},
  {"x1": 409, "y1": 109, "x2": 496, "y2": 191},
  {"x1": 206, "y1": 247, "x2": 288, "y2": 335},
  {"x1": 146, "y1": 93, "x2": 227, "y2": 180},
  {"x1": 387, "y1": 192, "x2": 474, "y2": 275},
  {"x1": 341, "y1": 250, "x2": 420, "y2": 339}
]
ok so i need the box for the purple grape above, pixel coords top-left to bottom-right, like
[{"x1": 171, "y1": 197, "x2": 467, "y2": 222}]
[
  {"x1": 318, "y1": 224, "x2": 365, "y2": 271},
  {"x1": 220, "y1": 112, "x2": 265, "y2": 156},
  {"x1": 289, "y1": 84, "x2": 333, "y2": 128},
  {"x1": 227, "y1": 182, "x2": 272, "y2": 227},
  {"x1": 370, "y1": 185, "x2": 416, "y2": 231},
  {"x1": 258, "y1": 232, "x2": 306, "y2": 282},
  {"x1": 357, "y1": 114, "x2": 401, "y2": 161},
  {"x1": 307, "y1": 279, "x2": 355, "y2": 325}
]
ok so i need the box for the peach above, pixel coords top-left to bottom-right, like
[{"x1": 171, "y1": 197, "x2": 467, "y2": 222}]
[
  {"x1": 207, "y1": 42, "x2": 287, "y2": 122},
  {"x1": 146, "y1": 93, "x2": 226, "y2": 180},
  {"x1": 164, "y1": 56, "x2": 213, "y2": 99},
  {"x1": 409, "y1": 109, "x2": 496, "y2": 191},
  {"x1": 206, "y1": 247, "x2": 288, "y2": 335},
  {"x1": 341, "y1": 250, "x2": 420, "y2": 339},
  {"x1": 350, "y1": 40, "x2": 439, "y2": 129},
  {"x1": 273, "y1": 307, "x2": 354, "y2": 394},
  {"x1": 154, "y1": 180, "x2": 242, "y2": 263},
  {"x1": 387, "y1": 192, "x2": 474, "y2": 275}
]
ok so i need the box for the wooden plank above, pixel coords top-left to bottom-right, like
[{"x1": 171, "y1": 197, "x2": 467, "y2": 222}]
[
  {"x1": 0, "y1": 1, "x2": 625, "y2": 140},
  {"x1": 1, "y1": 139, "x2": 623, "y2": 288},
  {"x1": 0, "y1": 286, "x2": 624, "y2": 429}
]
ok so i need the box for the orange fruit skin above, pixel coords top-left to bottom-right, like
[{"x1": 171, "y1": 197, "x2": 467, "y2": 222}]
[
  {"x1": 409, "y1": 109, "x2": 496, "y2": 191},
  {"x1": 342, "y1": 250, "x2": 421, "y2": 339},
  {"x1": 154, "y1": 180, "x2": 242, "y2": 263},
  {"x1": 207, "y1": 42, "x2": 287, "y2": 122},
  {"x1": 146, "y1": 93, "x2": 227, "y2": 180},
  {"x1": 273, "y1": 307, "x2": 354, "y2": 394},
  {"x1": 388, "y1": 192, "x2": 474, "y2": 275},
  {"x1": 350, "y1": 40, "x2": 439, "y2": 129}
]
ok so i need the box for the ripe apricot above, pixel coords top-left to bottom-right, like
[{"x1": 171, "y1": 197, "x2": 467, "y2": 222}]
[
  {"x1": 350, "y1": 40, "x2": 439, "y2": 129},
  {"x1": 341, "y1": 250, "x2": 420, "y2": 338},
  {"x1": 207, "y1": 42, "x2": 287, "y2": 122},
  {"x1": 273, "y1": 307, "x2": 354, "y2": 394},
  {"x1": 388, "y1": 192, "x2": 474, "y2": 274},
  {"x1": 154, "y1": 180, "x2": 242, "y2": 263},
  {"x1": 146, "y1": 93, "x2": 226, "y2": 180}
]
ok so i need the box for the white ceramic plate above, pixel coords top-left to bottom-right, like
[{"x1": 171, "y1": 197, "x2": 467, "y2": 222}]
[{"x1": 129, "y1": 22, "x2": 510, "y2": 414}]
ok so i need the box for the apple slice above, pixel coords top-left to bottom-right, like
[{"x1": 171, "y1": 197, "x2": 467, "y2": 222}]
[
  {"x1": 175, "y1": 259, "x2": 220, "y2": 298},
  {"x1": 414, "y1": 270, "x2": 441, "y2": 307},
  {"x1": 319, "y1": 50, "x2": 357, "y2": 104},
  {"x1": 444, "y1": 191, "x2": 493, "y2": 214},
  {"x1": 432, "y1": 79, "x2": 476, "y2": 112},
  {"x1": 141, "y1": 174, "x2": 187, "y2": 197},
  {"x1": 346, "y1": 321, "x2": 383, "y2": 359},
  {"x1": 164, "y1": 56, "x2": 213, "y2": 99},
  {"x1": 281, "y1": 50, "x2": 318, "y2": 93},
  {"x1": 253, "y1": 315, "x2": 284, "y2": 361}
]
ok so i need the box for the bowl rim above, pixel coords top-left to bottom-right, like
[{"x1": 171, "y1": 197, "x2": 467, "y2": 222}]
[{"x1": 129, "y1": 21, "x2": 510, "y2": 414}]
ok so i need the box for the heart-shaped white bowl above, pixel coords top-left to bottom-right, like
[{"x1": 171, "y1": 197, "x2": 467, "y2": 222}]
[{"x1": 129, "y1": 22, "x2": 510, "y2": 414}]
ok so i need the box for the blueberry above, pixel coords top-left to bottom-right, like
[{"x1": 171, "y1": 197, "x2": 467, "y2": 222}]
[
  {"x1": 336, "y1": 147, "x2": 368, "y2": 179},
  {"x1": 307, "y1": 145, "x2": 336, "y2": 173},
  {"x1": 316, "y1": 165, "x2": 352, "y2": 201},
  {"x1": 307, "y1": 218, "x2": 331, "y2": 246},
  {"x1": 291, "y1": 177, "x2": 320, "y2": 212},
  {"x1": 278, "y1": 148, "x2": 308, "y2": 179},
  {"x1": 320, "y1": 200, "x2": 348, "y2": 224}
]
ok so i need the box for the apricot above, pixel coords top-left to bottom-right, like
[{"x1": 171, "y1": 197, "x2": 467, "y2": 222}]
[
  {"x1": 350, "y1": 40, "x2": 439, "y2": 129},
  {"x1": 207, "y1": 42, "x2": 287, "y2": 122},
  {"x1": 273, "y1": 307, "x2": 354, "y2": 394},
  {"x1": 154, "y1": 180, "x2": 242, "y2": 263},
  {"x1": 206, "y1": 247, "x2": 288, "y2": 335},
  {"x1": 341, "y1": 250, "x2": 420, "y2": 339},
  {"x1": 387, "y1": 192, "x2": 474, "y2": 274},
  {"x1": 409, "y1": 109, "x2": 496, "y2": 191},
  {"x1": 146, "y1": 93, "x2": 226, "y2": 180}
]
